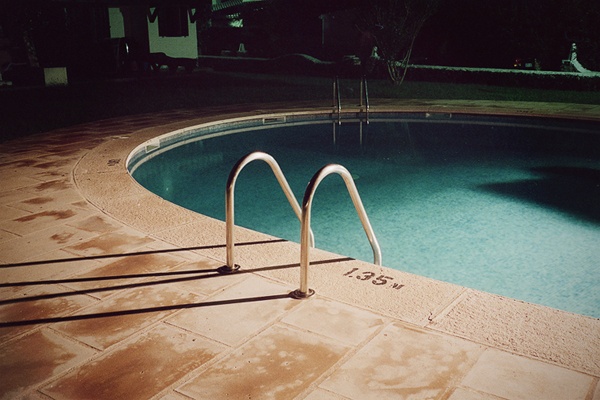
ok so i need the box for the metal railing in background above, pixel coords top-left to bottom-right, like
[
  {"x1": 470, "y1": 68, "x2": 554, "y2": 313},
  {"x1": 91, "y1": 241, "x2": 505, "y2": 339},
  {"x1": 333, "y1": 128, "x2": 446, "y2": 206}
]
[
  {"x1": 333, "y1": 76, "x2": 342, "y2": 125},
  {"x1": 360, "y1": 75, "x2": 370, "y2": 124},
  {"x1": 332, "y1": 76, "x2": 370, "y2": 124}
]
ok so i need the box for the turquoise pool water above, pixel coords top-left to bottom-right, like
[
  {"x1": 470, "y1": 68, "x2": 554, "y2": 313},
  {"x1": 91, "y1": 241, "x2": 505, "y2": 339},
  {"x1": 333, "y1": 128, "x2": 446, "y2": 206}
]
[{"x1": 131, "y1": 114, "x2": 600, "y2": 317}]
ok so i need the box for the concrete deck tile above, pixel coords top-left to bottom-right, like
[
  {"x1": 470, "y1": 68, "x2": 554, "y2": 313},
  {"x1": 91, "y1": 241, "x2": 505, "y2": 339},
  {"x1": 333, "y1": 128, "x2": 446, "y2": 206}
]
[
  {"x1": 0, "y1": 206, "x2": 94, "y2": 236},
  {"x1": 145, "y1": 241, "x2": 215, "y2": 261},
  {"x1": 446, "y1": 387, "x2": 499, "y2": 400},
  {"x1": 0, "y1": 188, "x2": 45, "y2": 206},
  {"x1": 0, "y1": 249, "x2": 100, "y2": 289},
  {"x1": 3, "y1": 159, "x2": 77, "y2": 183},
  {"x1": 282, "y1": 297, "x2": 386, "y2": 346},
  {"x1": 303, "y1": 388, "x2": 352, "y2": 400},
  {"x1": 177, "y1": 324, "x2": 350, "y2": 400},
  {"x1": 52, "y1": 284, "x2": 202, "y2": 350},
  {"x1": 319, "y1": 322, "x2": 485, "y2": 400},
  {"x1": 61, "y1": 228, "x2": 156, "y2": 257},
  {"x1": 129, "y1": 214, "x2": 229, "y2": 251},
  {"x1": 0, "y1": 173, "x2": 45, "y2": 191},
  {"x1": 429, "y1": 290, "x2": 600, "y2": 376},
  {"x1": 20, "y1": 177, "x2": 75, "y2": 194},
  {"x1": 42, "y1": 324, "x2": 226, "y2": 400},
  {"x1": 166, "y1": 259, "x2": 247, "y2": 296},
  {"x1": 8, "y1": 189, "x2": 88, "y2": 213},
  {"x1": 0, "y1": 204, "x2": 31, "y2": 222},
  {"x1": 75, "y1": 170, "x2": 144, "y2": 202},
  {"x1": 167, "y1": 274, "x2": 300, "y2": 346},
  {"x1": 0, "y1": 285, "x2": 98, "y2": 343},
  {"x1": 0, "y1": 328, "x2": 97, "y2": 399},
  {"x1": 0, "y1": 158, "x2": 39, "y2": 169},
  {"x1": 0, "y1": 224, "x2": 100, "y2": 263},
  {"x1": 94, "y1": 192, "x2": 201, "y2": 235},
  {"x1": 59, "y1": 252, "x2": 187, "y2": 299},
  {"x1": 0, "y1": 228, "x2": 19, "y2": 243},
  {"x1": 460, "y1": 348, "x2": 593, "y2": 400},
  {"x1": 157, "y1": 392, "x2": 191, "y2": 400},
  {"x1": 261, "y1": 252, "x2": 465, "y2": 327},
  {"x1": 65, "y1": 214, "x2": 122, "y2": 234}
]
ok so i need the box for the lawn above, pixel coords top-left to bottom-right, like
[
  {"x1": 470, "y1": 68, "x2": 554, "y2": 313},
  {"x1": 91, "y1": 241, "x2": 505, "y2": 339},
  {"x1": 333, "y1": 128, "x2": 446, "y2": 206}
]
[{"x1": 1, "y1": 70, "x2": 599, "y2": 143}]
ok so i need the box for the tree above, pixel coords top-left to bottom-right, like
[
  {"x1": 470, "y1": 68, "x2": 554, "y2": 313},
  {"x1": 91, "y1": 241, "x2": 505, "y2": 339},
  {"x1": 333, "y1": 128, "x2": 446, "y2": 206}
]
[{"x1": 358, "y1": 0, "x2": 442, "y2": 84}]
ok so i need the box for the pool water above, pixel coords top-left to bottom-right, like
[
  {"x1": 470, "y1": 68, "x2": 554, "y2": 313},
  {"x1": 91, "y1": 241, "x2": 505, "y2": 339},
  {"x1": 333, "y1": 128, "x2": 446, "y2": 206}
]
[{"x1": 132, "y1": 115, "x2": 600, "y2": 317}]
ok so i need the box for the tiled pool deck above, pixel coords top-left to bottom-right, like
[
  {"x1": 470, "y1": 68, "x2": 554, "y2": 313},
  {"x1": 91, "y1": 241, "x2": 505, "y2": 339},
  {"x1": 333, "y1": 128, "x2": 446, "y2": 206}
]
[{"x1": 1, "y1": 100, "x2": 599, "y2": 399}]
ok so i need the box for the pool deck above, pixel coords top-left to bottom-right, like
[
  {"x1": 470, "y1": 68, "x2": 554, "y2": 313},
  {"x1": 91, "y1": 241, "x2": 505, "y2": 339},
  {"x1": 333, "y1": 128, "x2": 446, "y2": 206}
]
[{"x1": 1, "y1": 99, "x2": 599, "y2": 399}]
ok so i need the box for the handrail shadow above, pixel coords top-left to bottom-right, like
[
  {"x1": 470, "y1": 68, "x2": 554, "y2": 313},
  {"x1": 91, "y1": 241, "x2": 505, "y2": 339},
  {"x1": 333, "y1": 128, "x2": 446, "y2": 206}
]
[
  {"x1": 0, "y1": 256, "x2": 353, "y2": 306},
  {"x1": 0, "y1": 238, "x2": 287, "y2": 269},
  {"x1": 0, "y1": 293, "x2": 294, "y2": 328},
  {"x1": 0, "y1": 257, "x2": 354, "y2": 328}
]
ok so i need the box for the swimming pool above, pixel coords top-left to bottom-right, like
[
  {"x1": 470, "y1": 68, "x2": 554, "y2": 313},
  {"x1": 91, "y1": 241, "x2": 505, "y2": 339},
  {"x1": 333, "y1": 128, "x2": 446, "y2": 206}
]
[{"x1": 129, "y1": 112, "x2": 600, "y2": 317}]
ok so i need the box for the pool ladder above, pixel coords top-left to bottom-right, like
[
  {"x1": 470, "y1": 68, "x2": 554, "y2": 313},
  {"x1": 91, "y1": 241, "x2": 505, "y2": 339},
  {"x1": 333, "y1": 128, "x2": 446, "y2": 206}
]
[
  {"x1": 333, "y1": 75, "x2": 370, "y2": 124},
  {"x1": 219, "y1": 151, "x2": 382, "y2": 299}
]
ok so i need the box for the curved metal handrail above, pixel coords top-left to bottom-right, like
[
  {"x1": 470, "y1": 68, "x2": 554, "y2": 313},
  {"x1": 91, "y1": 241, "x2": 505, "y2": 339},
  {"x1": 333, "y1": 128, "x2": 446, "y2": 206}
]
[
  {"x1": 219, "y1": 151, "x2": 315, "y2": 274},
  {"x1": 291, "y1": 164, "x2": 382, "y2": 298}
]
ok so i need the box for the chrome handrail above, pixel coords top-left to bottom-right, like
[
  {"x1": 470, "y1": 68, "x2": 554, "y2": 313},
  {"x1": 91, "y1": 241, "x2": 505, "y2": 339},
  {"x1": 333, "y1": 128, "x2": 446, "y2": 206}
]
[
  {"x1": 361, "y1": 75, "x2": 370, "y2": 124},
  {"x1": 333, "y1": 76, "x2": 341, "y2": 125},
  {"x1": 219, "y1": 151, "x2": 315, "y2": 274},
  {"x1": 291, "y1": 164, "x2": 382, "y2": 298},
  {"x1": 335, "y1": 76, "x2": 370, "y2": 126}
]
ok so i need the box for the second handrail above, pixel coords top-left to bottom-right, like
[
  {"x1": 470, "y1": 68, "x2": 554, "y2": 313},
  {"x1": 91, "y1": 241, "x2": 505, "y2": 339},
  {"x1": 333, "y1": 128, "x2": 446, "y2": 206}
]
[{"x1": 291, "y1": 164, "x2": 382, "y2": 298}]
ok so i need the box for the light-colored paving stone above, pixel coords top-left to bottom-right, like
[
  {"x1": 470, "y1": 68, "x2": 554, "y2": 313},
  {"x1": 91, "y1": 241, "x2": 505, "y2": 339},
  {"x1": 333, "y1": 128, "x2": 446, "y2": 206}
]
[
  {"x1": 0, "y1": 204, "x2": 31, "y2": 222},
  {"x1": 167, "y1": 274, "x2": 300, "y2": 346},
  {"x1": 177, "y1": 324, "x2": 350, "y2": 400},
  {"x1": 59, "y1": 252, "x2": 187, "y2": 299},
  {"x1": 0, "y1": 228, "x2": 19, "y2": 243},
  {"x1": 61, "y1": 228, "x2": 156, "y2": 257},
  {"x1": 303, "y1": 389, "x2": 353, "y2": 400},
  {"x1": 51, "y1": 284, "x2": 203, "y2": 350},
  {"x1": 0, "y1": 224, "x2": 99, "y2": 263},
  {"x1": 42, "y1": 324, "x2": 226, "y2": 400},
  {"x1": 0, "y1": 328, "x2": 97, "y2": 399},
  {"x1": 430, "y1": 289, "x2": 600, "y2": 376},
  {"x1": 20, "y1": 177, "x2": 75, "y2": 195},
  {"x1": 593, "y1": 381, "x2": 600, "y2": 400},
  {"x1": 8, "y1": 189, "x2": 88, "y2": 213},
  {"x1": 446, "y1": 387, "x2": 500, "y2": 400},
  {"x1": 0, "y1": 207, "x2": 94, "y2": 237},
  {"x1": 282, "y1": 296, "x2": 386, "y2": 346},
  {"x1": 166, "y1": 259, "x2": 247, "y2": 296},
  {"x1": 0, "y1": 249, "x2": 100, "y2": 287},
  {"x1": 319, "y1": 322, "x2": 485, "y2": 399},
  {"x1": 0, "y1": 285, "x2": 98, "y2": 343},
  {"x1": 460, "y1": 348, "x2": 594, "y2": 400}
]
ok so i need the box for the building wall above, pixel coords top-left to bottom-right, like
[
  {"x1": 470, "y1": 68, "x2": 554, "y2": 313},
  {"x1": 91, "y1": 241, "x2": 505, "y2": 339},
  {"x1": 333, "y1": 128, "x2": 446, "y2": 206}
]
[
  {"x1": 109, "y1": 7, "x2": 198, "y2": 59},
  {"x1": 109, "y1": 8, "x2": 125, "y2": 38},
  {"x1": 148, "y1": 8, "x2": 198, "y2": 58}
]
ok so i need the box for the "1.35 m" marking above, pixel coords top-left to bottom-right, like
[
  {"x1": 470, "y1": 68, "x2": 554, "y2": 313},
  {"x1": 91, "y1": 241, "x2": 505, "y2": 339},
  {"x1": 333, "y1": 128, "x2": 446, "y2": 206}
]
[{"x1": 343, "y1": 268, "x2": 405, "y2": 290}]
